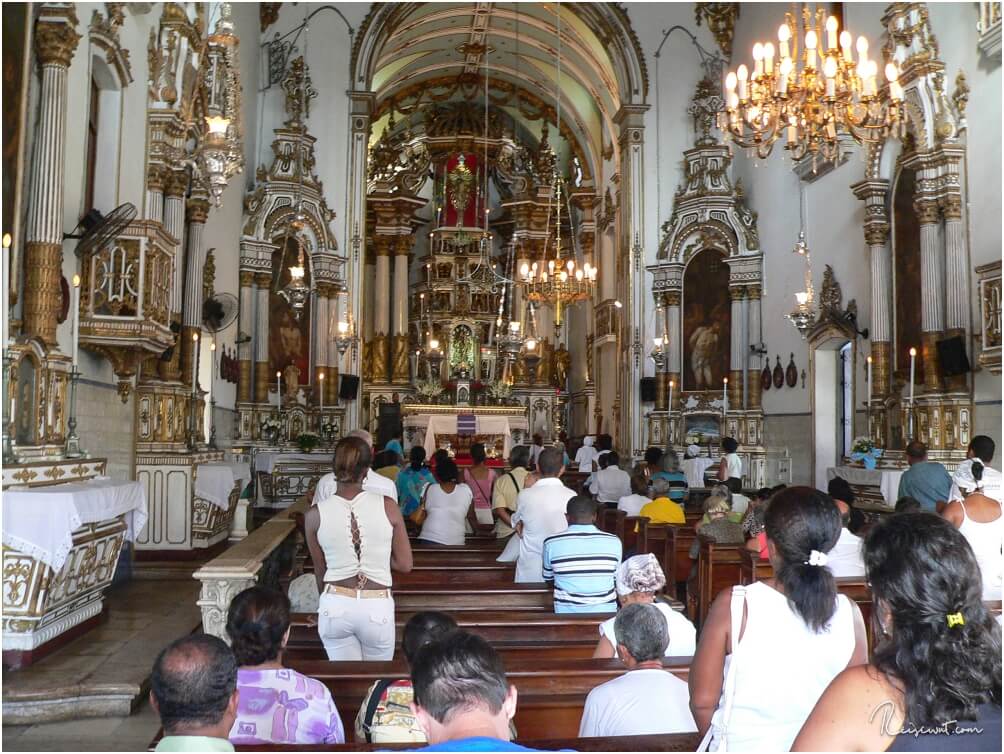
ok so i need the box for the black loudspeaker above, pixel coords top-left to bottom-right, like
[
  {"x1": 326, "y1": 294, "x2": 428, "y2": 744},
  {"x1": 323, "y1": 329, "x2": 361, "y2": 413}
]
[
  {"x1": 339, "y1": 374, "x2": 360, "y2": 400},
  {"x1": 937, "y1": 335, "x2": 970, "y2": 376},
  {"x1": 640, "y1": 376, "x2": 657, "y2": 402},
  {"x1": 377, "y1": 403, "x2": 402, "y2": 451}
]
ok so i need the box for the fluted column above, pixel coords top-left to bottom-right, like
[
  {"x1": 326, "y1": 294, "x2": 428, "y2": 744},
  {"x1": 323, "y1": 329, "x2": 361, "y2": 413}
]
[
  {"x1": 853, "y1": 179, "x2": 892, "y2": 399},
  {"x1": 665, "y1": 290, "x2": 682, "y2": 409},
  {"x1": 159, "y1": 170, "x2": 188, "y2": 381},
  {"x1": 372, "y1": 236, "x2": 392, "y2": 383},
  {"x1": 728, "y1": 285, "x2": 745, "y2": 407},
  {"x1": 237, "y1": 270, "x2": 254, "y2": 403},
  {"x1": 314, "y1": 284, "x2": 329, "y2": 405},
  {"x1": 147, "y1": 166, "x2": 165, "y2": 223},
  {"x1": 941, "y1": 193, "x2": 968, "y2": 391},
  {"x1": 392, "y1": 236, "x2": 411, "y2": 383},
  {"x1": 747, "y1": 285, "x2": 762, "y2": 410},
  {"x1": 181, "y1": 195, "x2": 210, "y2": 387},
  {"x1": 253, "y1": 272, "x2": 271, "y2": 403},
  {"x1": 916, "y1": 197, "x2": 945, "y2": 392},
  {"x1": 23, "y1": 10, "x2": 80, "y2": 345}
]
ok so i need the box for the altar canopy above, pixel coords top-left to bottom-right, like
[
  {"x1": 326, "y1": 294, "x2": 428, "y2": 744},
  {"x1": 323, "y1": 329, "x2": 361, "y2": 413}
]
[{"x1": 2, "y1": 478, "x2": 148, "y2": 570}]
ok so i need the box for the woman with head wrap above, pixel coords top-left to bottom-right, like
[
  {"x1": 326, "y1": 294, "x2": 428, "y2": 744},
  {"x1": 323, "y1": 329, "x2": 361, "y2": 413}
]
[
  {"x1": 942, "y1": 458, "x2": 1003, "y2": 600},
  {"x1": 681, "y1": 444, "x2": 716, "y2": 489},
  {"x1": 592, "y1": 554, "x2": 697, "y2": 659},
  {"x1": 574, "y1": 435, "x2": 599, "y2": 473}
]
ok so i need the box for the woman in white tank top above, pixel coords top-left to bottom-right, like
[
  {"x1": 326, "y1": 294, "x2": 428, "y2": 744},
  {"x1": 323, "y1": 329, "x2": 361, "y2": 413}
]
[
  {"x1": 417, "y1": 459, "x2": 477, "y2": 546},
  {"x1": 305, "y1": 436, "x2": 413, "y2": 661},
  {"x1": 689, "y1": 487, "x2": 868, "y2": 751},
  {"x1": 944, "y1": 458, "x2": 1004, "y2": 600}
]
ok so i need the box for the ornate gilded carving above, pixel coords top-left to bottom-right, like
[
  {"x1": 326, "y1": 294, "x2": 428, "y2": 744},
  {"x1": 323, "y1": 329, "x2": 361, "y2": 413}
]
[
  {"x1": 35, "y1": 10, "x2": 82, "y2": 67},
  {"x1": 90, "y1": 5, "x2": 133, "y2": 84},
  {"x1": 281, "y1": 56, "x2": 317, "y2": 129},
  {"x1": 22, "y1": 242, "x2": 63, "y2": 345},
  {"x1": 370, "y1": 334, "x2": 390, "y2": 384},
  {"x1": 391, "y1": 335, "x2": 410, "y2": 383},
  {"x1": 260, "y1": 2, "x2": 281, "y2": 32},
  {"x1": 254, "y1": 360, "x2": 270, "y2": 404},
  {"x1": 187, "y1": 197, "x2": 210, "y2": 225},
  {"x1": 165, "y1": 169, "x2": 189, "y2": 198},
  {"x1": 952, "y1": 70, "x2": 970, "y2": 119},
  {"x1": 914, "y1": 197, "x2": 940, "y2": 225},
  {"x1": 694, "y1": 3, "x2": 739, "y2": 59},
  {"x1": 202, "y1": 248, "x2": 216, "y2": 302},
  {"x1": 939, "y1": 194, "x2": 962, "y2": 221}
]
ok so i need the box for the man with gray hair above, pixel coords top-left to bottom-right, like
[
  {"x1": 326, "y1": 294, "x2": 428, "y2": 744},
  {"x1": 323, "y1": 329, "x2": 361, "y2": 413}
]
[
  {"x1": 578, "y1": 603, "x2": 697, "y2": 737},
  {"x1": 311, "y1": 428, "x2": 398, "y2": 505}
]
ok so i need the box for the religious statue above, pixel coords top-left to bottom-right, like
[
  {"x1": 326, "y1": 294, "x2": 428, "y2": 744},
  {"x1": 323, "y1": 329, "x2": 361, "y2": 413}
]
[
  {"x1": 689, "y1": 321, "x2": 721, "y2": 390},
  {"x1": 283, "y1": 363, "x2": 300, "y2": 403},
  {"x1": 552, "y1": 343, "x2": 572, "y2": 391},
  {"x1": 448, "y1": 154, "x2": 475, "y2": 212},
  {"x1": 450, "y1": 326, "x2": 475, "y2": 377}
]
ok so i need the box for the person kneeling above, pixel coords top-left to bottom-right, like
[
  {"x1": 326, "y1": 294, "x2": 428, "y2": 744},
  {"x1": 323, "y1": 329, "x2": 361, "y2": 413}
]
[{"x1": 579, "y1": 603, "x2": 697, "y2": 737}]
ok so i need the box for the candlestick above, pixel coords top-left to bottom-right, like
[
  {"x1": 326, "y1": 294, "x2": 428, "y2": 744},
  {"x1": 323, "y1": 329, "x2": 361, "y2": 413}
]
[
  {"x1": 209, "y1": 338, "x2": 217, "y2": 450},
  {"x1": 908, "y1": 347, "x2": 916, "y2": 405},
  {"x1": 867, "y1": 355, "x2": 873, "y2": 403},
  {"x1": 318, "y1": 371, "x2": 324, "y2": 411},
  {"x1": 723, "y1": 376, "x2": 729, "y2": 415},
  {"x1": 71, "y1": 274, "x2": 81, "y2": 367},
  {"x1": 668, "y1": 379, "x2": 674, "y2": 415},
  {"x1": 276, "y1": 370, "x2": 282, "y2": 411}
]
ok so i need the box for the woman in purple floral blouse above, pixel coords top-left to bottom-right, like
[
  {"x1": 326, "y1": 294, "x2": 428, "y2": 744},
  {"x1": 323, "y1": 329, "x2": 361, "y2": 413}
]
[{"x1": 226, "y1": 586, "x2": 344, "y2": 745}]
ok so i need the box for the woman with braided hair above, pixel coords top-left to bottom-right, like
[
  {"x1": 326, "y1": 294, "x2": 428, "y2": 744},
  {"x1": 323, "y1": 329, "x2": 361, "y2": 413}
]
[{"x1": 793, "y1": 513, "x2": 1002, "y2": 751}]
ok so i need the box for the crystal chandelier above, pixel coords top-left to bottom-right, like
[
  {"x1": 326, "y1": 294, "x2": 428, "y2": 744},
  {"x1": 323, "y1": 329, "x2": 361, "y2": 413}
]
[
  {"x1": 721, "y1": 6, "x2": 905, "y2": 162},
  {"x1": 193, "y1": 2, "x2": 244, "y2": 205}
]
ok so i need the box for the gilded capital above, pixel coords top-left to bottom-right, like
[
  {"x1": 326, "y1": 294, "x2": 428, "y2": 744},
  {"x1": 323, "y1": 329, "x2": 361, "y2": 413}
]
[
  {"x1": 254, "y1": 272, "x2": 272, "y2": 288},
  {"x1": 729, "y1": 285, "x2": 747, "y2": 302},
  {"x1": 165, "y1": 169, "x2": 189, "y2": 198},
  {"x1": 394, "y1": 235, "x2": 414, "y2": 255},
  {"x1": 864, "y1": 221, "x2": 890, "y2": 247},
  {"x1": 914, "y1": 198, "x2": 941, "y2": 226},
  {"x1": 940, "y1": 194, "x2": 963, "y2": 221},
  {"x1": 373, "y1": 236, "x2": 393, "y2": 257},
  {"x1": 239, "y1": 270, "x2": 254, "y2": 287},
  {"x1": 664, "y1": 290, "x2": 682, "y2": 307},
  {"x1": 187, "y1": 197, "x2": 211, "y2": 224},
  {"x1": 35, "y1": 12, "x2": 81, "y2": 67},
  {"x1": 147, "y1": 165, "x2": 165, "y2": 192},
  {"x1": 746, "y1": 284, "x2": 761, "y2": 301}
]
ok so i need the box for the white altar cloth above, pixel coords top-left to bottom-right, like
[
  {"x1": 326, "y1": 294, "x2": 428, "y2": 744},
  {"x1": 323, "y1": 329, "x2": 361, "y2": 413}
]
[
  {"x1": 2, "y1": 477, "x2": 148, "y2": 570},
  {"x1": 827, "y1": 466, "x2": 904, "y2": 506},
  {"x1": 410, "y1": 414, "x2": 529, "y2": 457},
  {"x1": 195, "y1": 462, "x2": 251, "y2": 510},
  {"x1": 253, "y1": 452, "x2": 329, "y2": 474}
]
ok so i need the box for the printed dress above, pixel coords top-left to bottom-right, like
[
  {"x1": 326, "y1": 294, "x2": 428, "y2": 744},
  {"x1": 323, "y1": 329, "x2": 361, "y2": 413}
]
[{"x1": 230, "y1": 667, "x2": 344, "y2": 745}]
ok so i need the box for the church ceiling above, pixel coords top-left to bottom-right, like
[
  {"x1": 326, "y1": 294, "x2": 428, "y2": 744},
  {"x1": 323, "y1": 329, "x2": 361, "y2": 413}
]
[{"x1": 363, "y1": 2, "x2": 633, "y2": 178}]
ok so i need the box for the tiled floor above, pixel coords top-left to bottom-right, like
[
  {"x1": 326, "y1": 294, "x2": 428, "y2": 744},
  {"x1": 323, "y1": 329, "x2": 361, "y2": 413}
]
[{"x1": 3, "y1": 577, "x2": 202, "y2": 750}]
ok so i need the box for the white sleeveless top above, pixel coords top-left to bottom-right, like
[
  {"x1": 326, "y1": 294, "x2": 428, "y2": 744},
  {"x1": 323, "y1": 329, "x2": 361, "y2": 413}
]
[
  {"x1": 958, "y1": 500, "x2": 1004, "y2": 600},
  {"x1": 724, "y1": 453, "x2": 742, "y2": 479},
  {"x1": 316, "y1": 490, "x2": 393, "y2": 586},
  {"x1": 710, "y1": 581, "x2": 855, "y2": 751},
  {"x1": 419, "y1": 483, "x2": 473, "y2": 546}
]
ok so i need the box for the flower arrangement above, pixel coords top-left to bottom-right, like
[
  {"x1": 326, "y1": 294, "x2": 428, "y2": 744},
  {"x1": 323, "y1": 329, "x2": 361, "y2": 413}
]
[
  {"x1": 486, "y1": 381, "x2": 513, "y2": 400},
  {"x1": 297, "y1": 432, "x2": 320, "y2": 453},
  {"x1": 471, "y1": 380, "x2": 485, "y2": 393},
  {"x1": 260, "y1": 417, "x2": 282, "y2": 432},
  {"x1": 850, "y1": 436, "x2": 883, "y2": 469},
  {"x1": 415, "y1": 379, "x2": 443, "y2": 401}
]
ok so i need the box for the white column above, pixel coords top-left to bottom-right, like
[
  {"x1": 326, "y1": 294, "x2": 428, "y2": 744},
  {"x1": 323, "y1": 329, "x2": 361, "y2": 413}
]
[
  {"x1": 942, "y1": 194, "x2": 967, "y2": 333},
  {"x1": 666, "y1": 292, "x2": 682, "y2": 375},
  {"x1": 392, "y1": 246, "x2": 409, "y2": 335},
  {"x1": 374, "y1": 245, "x2": 391, "y2": 337},
  {"x1": 254, "y1": 273, "x2": 270, "y2": 404},
  {"x1": 917, "y1": 199, "x2": 945, "y2": 334},
  {"x1": 147, "y1": 172, "x2": 164, "y2": 224},
  {"x1": 164, "y1": 171, "x2": 188, "y2": 319},
  {"x1": 314, "y1": 289, "x2": 329, "y2": 401},
  {"x1": 183, "y1": 198, "x2": 210, "y2": 329},
  {"x1": 237, "y1": 269, "x2": 254, "y2": 403},
  {"x1": 22, "y1": 11, "x2": 80, "y2": 345},
  {"x1": 740, "y1": 291, "x2": 750, "y2": 408},
  {"x1": 729, "y1": 286, "x2": 745, "y2": 372}
]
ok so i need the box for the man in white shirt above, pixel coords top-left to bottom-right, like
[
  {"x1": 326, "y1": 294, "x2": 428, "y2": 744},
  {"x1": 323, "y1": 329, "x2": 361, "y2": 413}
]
[
  {"x1": 825, "y1": 480, "x2": 865, "y2": 578},
  {"x1": 578, "y1": 603, "x2": 697, "y2": 737},
  {"x1": 311, "y1": 429, "x2": 398, "y2": 505},
  {"x1": 589, "y1": 451, "x2": 632, "y2": 506},
  {"x1": 511, "y1": 448, "x2": 575, "y2": 583},
  {"x1": 949, "y1": 436, "x2": 1003, "y2": 504}
]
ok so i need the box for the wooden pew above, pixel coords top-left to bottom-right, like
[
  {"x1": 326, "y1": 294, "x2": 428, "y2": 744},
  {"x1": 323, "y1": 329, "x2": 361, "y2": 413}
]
[
  {"x1": 234, "y1": 732, "x2": 703, "y2": 752},
  {"x1": 694, "y1": 536, "x2": 744, "y2": 627},
  {"x1": 666, "y1": 525, "x2": 696, "y2": 598},
  {"x1": 288, "y1": 656, "x2": 694, "y2": 742}
]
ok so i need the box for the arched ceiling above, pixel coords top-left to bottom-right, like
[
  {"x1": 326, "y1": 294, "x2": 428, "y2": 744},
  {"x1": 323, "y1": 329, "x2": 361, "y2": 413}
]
[{"x1": 356, "y1": 2, "x2": 647, "y2": 179}]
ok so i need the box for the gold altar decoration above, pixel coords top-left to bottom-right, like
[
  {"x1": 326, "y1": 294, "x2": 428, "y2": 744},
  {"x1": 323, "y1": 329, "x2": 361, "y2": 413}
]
[
  {"x1": 447, "y1": 154, "x2": 475, "y2": 213},
  {"x1": 695, "y1": 3, "x2": 740, "y2": 59},
  {"x1": 722, "y1": 6, "x2": 905, "y2": 161}
]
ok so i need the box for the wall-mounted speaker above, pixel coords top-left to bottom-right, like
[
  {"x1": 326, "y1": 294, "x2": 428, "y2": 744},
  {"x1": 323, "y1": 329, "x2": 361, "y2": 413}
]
[
  {"x1": 339, "y1": 374, "x2": 360, "y2": 400},
  {"x1": 640, "y1": 376, "x2": 657, "y2": 402},
  {"x1": 936, "y1": 336, "x2": 970, "y2": 377}
]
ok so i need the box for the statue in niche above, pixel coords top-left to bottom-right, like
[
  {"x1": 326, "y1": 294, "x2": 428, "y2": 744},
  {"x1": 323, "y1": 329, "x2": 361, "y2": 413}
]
[
  {"x1": 269, "y1": 241, "x2": 310, "y2": 379},
  {"x1": 552, "y1": 343, "x2": 571, "y2": 390},
  {"x1": 448, "y1": 154, "x2": 475, "y2": 213},
  {"x1": 450, "y1": 326, "x2": 475, "y2": 378}
]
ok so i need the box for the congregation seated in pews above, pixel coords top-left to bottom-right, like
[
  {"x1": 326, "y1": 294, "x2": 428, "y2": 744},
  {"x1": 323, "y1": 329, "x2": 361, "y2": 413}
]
[{"x1": 147, "y1": 432, "x2": 1001, "y2": 752}]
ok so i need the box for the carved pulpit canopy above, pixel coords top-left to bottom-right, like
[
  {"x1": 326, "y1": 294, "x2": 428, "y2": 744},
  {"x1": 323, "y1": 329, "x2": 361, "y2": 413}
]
[{"x1": 807, "y1": 265, "x2": 866, "y2": 345}]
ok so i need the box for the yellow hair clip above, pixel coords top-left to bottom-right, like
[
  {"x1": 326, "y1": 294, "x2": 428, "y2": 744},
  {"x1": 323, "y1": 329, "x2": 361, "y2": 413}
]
[{"x1": 947, "y1": 612, "x2": 965, "y2": 628}]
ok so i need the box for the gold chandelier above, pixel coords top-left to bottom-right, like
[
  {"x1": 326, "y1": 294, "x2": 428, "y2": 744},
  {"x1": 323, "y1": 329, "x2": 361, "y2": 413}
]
[
  {"x1": 721, "y1": 6, "x2": 905, "y2": 162},
  {"x1": 518, "y1": 178, "x2": 597, "y2": 329}
]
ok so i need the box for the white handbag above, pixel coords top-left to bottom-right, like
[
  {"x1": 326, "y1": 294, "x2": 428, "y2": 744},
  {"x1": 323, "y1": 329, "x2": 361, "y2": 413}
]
[{"x1": 697, "y1": 585, "x2": 746, "y2": 753}]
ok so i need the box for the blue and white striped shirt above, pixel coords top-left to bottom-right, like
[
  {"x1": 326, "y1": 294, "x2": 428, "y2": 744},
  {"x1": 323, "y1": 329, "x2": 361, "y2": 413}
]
[{"x1": 542, "y1": 524, "x2": 622, "y2": 613}]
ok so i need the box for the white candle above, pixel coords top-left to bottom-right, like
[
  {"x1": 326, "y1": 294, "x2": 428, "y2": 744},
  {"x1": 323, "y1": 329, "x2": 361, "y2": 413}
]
[
  {"x1": 826, "y1": 16, "x2": 839, "y2": 51},
  {"x1": 867, "y1": 355, "x2": 873, "y2": 403},
  {"x1": 908, "y1": 347, "x2": 916, "y2": 405},
  {"x1": 668, "y1": 379, "x2": 674, "y2": 414},
  {"x1": 210, "y1": 339, "x2": 216, "y2": 407},
  {"x1": 71, "y1": 274, "x2": 81, "y2": 368},
  {"x1": 191, "y1": 332, "x2": 199, "y2": 388},
  {"x1": 276, "y1": 370, "x2": 282, "y2": 410},
  {"x1": 723, "y1": 376, "x2": 729, "y2": 414},
  {"x1": 318, "y1": 371, "x2": 324, "y2": 411}
]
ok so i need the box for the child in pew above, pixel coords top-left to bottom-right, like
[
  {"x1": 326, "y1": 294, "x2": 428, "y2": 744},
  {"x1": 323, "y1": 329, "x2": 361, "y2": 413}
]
[
  {"x1": 579, "y1": 603, "x2": 698, "y2": 737},
  {"x1": 227, "y1": 586, "x2": 345, "y2": 746},
  {"x1": 355, "y1": 611, "x2": 458, "y2": 744},
  {"x1": 593, "y1": 554, "x2": 697, "y2": 659}
]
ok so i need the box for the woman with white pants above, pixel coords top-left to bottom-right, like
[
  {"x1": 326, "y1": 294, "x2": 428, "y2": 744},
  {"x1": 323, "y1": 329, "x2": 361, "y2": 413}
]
[{"x1": 305, "y1": 435, "x2": 413, "y2": 660}]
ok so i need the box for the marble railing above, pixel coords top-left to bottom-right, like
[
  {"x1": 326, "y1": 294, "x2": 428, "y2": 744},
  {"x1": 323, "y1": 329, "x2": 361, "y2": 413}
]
[{"x1": 193, "y1": 499, "x2": 305, "y2": 640}]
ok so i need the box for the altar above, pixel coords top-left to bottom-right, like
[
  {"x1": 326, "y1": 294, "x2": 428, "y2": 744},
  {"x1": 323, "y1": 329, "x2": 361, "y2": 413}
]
[
  {"x1": 827, "y1": 465, "x2": 905, "y2": 508},
  {"x1": 402, "y1": 404, "x2": 529, "y2": 460}
]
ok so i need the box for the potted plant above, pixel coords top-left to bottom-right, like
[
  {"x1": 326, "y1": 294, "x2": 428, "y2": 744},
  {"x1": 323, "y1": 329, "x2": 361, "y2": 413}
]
[
  {"x1": 297, "y1": 432, "x2": 321, "y2": 453},
  {"x1": 486, "y1": 381, "x2": 512, "y2": 405},
  {"x1": 415, "y1": 379, "x2": 442, "y2": 403},
  {"x1": 260, "y1": 417, "x2": 282, "y2": 444}
]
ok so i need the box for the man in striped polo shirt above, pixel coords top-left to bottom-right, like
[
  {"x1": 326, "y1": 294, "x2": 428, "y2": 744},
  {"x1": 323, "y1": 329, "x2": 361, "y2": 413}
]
[{"x1": 542, "y1": 496, "x2": 622, "y2": 613}]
